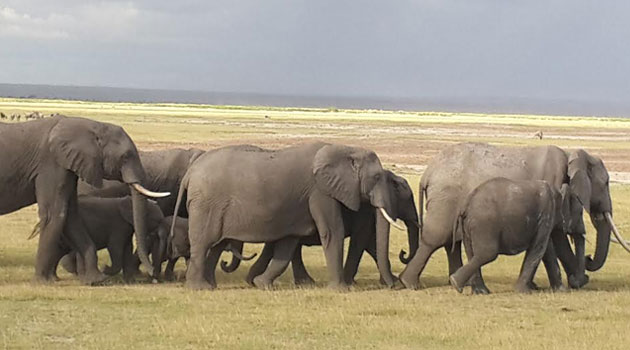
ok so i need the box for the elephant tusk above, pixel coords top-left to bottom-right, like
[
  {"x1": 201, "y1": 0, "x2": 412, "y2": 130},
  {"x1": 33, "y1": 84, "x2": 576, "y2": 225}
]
[
  {"x1": 605, "y1": 212, "x2": 630, "y2": 254},
  {"x1": 610, "y1": 237, "x2": 630, "y2": 246},
  {"x1": 132, "y1": 183, "x2": 171, "y2": 198},
  {"x1": 379, "y1": 207, "x2": 405, "y2": 230}
]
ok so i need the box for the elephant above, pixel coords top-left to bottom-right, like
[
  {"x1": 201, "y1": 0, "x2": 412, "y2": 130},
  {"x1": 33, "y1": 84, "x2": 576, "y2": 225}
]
[
  {"x1": 0, "y1": 115, "x2": 169, "y2": 284},
  {"x1": 54, "y1": 196, "x2": 165, "y2": 282},
  {"x1": 171, "y1": 142, "x2": 403, "y2": 290},
  {"x1": 243, "y1": 170, "x2": 419, "y2": 286},
  {"x1": 449, "y1": 178, "x2": 571, "y2": 294},
  {"x1": 149, "y1": 216, "x2": 255, "y2": 281},
  {"x1": 399, "y1": 142, "x2": 627, "y2": 291},
  {"x1": 78, "y1": 147, "x2": 204, "y2": 217}
]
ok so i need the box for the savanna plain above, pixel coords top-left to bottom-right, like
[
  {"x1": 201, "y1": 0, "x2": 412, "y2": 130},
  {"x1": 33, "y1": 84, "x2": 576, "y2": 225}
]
[{"x1": 1, "y1": 99, "x2": 630, "y2": 349}]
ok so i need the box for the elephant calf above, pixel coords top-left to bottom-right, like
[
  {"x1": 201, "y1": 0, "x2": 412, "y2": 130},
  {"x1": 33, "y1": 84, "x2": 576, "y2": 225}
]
[
  {"x1": 449, "y1": 178, "x2": 570, "y2": 294},
  {"x1": 58, "y1": 196, "x2": 165, "y2": 281},
  {"x1": 153, "y1": 216, "x2": 254, "y2": 281}
]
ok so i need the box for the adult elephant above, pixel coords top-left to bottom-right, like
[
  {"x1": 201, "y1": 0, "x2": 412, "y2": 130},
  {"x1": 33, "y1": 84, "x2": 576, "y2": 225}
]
[
  {"x1": 399, "y1": 142, "x2": 625, "y2": 291},
  {"x1": 78, "y1": 148, "x2": 204, "y2": 217},
  {"x1": 172, "y1": 142, "x2": 403, "y2": 290},
  {"x1": 0, "y1": 115, "x2": 169, "y2": 284},
  {"x1": 243, "y1": 170, "x2": 419, "y2": 285}
]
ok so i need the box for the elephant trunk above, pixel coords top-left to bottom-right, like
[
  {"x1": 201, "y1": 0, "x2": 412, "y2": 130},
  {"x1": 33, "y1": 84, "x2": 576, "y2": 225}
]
[
  {"x1": 585, "y1": 212, "x2": 612, "y2": 271},
  {"x1": 399, "y1": 220, "x2": 420, "y2": 264},
  {"x1": 130, "y1": 188, "x2": 154, "y2": 276},
  {"x1": 221, "y1": 241, "x2": 244, "y2": 273},
  {"x1": 376, "y1": 208, "x2": 395, "y2": 288}
]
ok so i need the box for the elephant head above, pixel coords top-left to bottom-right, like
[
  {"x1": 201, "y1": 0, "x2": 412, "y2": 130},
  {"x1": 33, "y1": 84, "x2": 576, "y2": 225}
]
[
  {"x1": 568, "y1": 149, "x2": 628, "y2": 271},
  {"x1": 48, "y1": 116, "x2": 169, "y2": 275},
  {"x1": 313, "y1": 144, "x2": 400, "y2": 286},
  {"x1": 380, "y1": 171, "x2": 421, "y2": 265}
]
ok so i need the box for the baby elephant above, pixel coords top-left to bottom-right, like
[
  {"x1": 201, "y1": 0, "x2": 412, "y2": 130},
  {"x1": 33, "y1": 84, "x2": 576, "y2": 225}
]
[
  {"x1": 58, "y1": 196, "x2": 165, "y2": 281},
  {"x1": 154, "y1": 216, "x2": 255, "y2": 281},
  {"x1": 449, "y1": 178, "x2": 570, "y2": 294}
]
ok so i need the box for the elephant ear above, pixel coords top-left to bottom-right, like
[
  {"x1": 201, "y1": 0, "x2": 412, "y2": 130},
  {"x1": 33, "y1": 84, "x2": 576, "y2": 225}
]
[
  {"x1": 568, "y1": 150, "x2": 592, "y2": 213},
  {"x1": 313, "y1": 144, "x2": 361, "y2": 211},
  {"x1": 48, "y1": 118, "x2": 104, "y2": 188}
]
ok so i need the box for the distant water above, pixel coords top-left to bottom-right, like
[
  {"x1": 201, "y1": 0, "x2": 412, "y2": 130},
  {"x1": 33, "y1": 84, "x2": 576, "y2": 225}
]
[{"x1": 1, "y1": 83, "x2": 628, "y2": 117}]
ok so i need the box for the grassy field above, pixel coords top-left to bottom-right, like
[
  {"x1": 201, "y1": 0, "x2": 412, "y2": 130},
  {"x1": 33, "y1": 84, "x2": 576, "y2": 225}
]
[{"x1": 1, "y1": 99, "x2": 630, "y2": 349}]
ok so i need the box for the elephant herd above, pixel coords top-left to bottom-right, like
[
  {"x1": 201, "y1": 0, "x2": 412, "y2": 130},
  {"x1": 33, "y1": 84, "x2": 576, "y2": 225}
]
[{"x1": 1, "y1": 115, "x2": 627, "y2": 294}]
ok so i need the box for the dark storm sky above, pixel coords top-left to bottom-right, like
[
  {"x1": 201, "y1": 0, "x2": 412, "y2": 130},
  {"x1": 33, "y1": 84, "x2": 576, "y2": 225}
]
[{"x1": 1, "y1": 0, "x2": 629, "y2": 102}]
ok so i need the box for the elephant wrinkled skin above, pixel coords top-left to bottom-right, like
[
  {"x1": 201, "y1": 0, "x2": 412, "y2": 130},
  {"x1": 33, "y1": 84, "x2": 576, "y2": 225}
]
[
  {"x1": 172, "y1": 142, "x2": 401, "y2": 290},
  {"x1": 0, "y1": 115, "x2": 167, "y2": 284}
]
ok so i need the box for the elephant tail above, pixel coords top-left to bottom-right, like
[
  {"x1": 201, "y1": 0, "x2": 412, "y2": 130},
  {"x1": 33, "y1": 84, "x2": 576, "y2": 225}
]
[
  {"x1": 170, "y1": 171, "x2": 189, "y2": 239},
  {"x1": 451, "y1": 208, "x2": 465, "y2": 254},
  {"x1": 27, "y1": 221, "x2": 42, "y2": 240}
]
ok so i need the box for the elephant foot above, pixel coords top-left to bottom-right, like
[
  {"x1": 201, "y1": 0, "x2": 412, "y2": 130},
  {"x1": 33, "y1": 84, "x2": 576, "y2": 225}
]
[
  {"x1": 327, "y1": 281, "x2": 350, "y2": 291},
  {"x1": 294, "y1": 275, "x2": 316, "y2": 286},
  {"x1": 252, "y1": 276, "x2": 274, "y2": 290},
  {"x1": 515, "y1": 283, "x2": 534, "y2": 294},
  {"x1": 245, "y1": 273, "x2": 259, "y2": 287},
  {"x1": 399, "y1": 272, "x2": 419, "y2": 290},
  {"x1": 449, "y1": 275, "x2": 463, "y2": 293},
  {"x1": 568, "y1": 274, "x2": 589, "y2": 289},
  {"x1": 164, "y1": 271, "x2": 176, "y2": 282},
  {"x1": 103, "y1": 265, "x2": 119, "y2": 276},
  {"x1": 32, "y1": 274, "x2": 56, "y2": 285},
  {"x1": 185, "y1": 279, "x2": 215, "y2": 291},
  {"x1": 471, "y1": 285, "x2": 491, "y2": 295},
  {"x1": 80, "y1": 271, "x2": 109, "y2": 286},
  {"x1": 527, "y1": 281, "x2": 540, "y2": 291}
]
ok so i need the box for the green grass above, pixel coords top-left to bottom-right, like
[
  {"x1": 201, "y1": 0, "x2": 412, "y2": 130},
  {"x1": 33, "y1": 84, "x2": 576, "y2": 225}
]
[{"x1": 2, "y1": 99, "x2": 630, "y2": 349}]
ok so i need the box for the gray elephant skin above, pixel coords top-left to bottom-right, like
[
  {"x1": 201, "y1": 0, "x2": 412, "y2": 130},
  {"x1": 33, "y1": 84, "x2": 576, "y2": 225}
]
[
  {"x1": 450, "y1": 178, "x2": 571, "y2": 294},
  {"x1": 171, "y1": 142, "x2": 402, "y2": 290},
  {"x1": 244, "y1": 170, "x2": 419, "y2": 286},
  {"x1": 58, "y1": 196, "x2": 165, "y2": 281},
  {"x1": 78, "y1": 148, "x2": 204, "y2": 217},
  {"x1": 399, "y1": 142, "x2": 622, "y2": 291},
  {"x1": 150, "y1": 216, "x2": 254, "y2": 282},
  {"x1": 0, "y1": 115, "x2": 168, "y2": 284}
]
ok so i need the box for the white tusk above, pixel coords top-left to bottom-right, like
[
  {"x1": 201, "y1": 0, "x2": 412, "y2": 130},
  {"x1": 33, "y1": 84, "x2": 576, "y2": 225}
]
[
  {"x1": 610, "y1": 237, "x2": 630, "y2": 246},
  {"x1": 132, "y1": 183, "x2": 171, "y2": 198},
  {"x1": 379, "y1": 207, "x2": 405, "y2": 230},
  {"x1": 605, "y1": 212, "x2": 630, "y2": 254}
]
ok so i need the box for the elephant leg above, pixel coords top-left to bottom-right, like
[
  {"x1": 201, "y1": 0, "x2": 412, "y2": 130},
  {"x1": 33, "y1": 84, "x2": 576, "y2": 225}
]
[
  {"x1": 60, "y1": 252, "x2": 78, "y2": 275},
  {"x1": 291, "y1": 244, "x2": 315, "y2": 286},
  {"x1": 515, "y1": 231, "x2": 550, "y2": 293},
  {"x1": 568, "y1": 233, "x2": 589, "y2": 289},
  {"x1": 122, "y1": 240, "x2": 138, "y2": 283},
  {"x1": 343, "y1": 233, "x2": 369, "y2": 285},
  {"x1": 64, "y1": 195, "x2": 106, "y2": 285},
  {"x1": 104, "y1": 244, "x2": 124, "y2": 277},
  {"x1": 246, "y1": 243, "x2": 274, "y2": 286},
  {"x1": 550, "y1": 228, "x2": 580, "y2": 284},
  {"x1": 164, "y1": 258, "x2": 178, "y2": 281},
  {"x1": 253, "y1": 236, "x2": 300, "y2": 290},
  {"x1": 185, "y1": 205, "x2": 220, "y2": 290},
  {"x1": 204, "y1": 241, "x2": 229, "y2": 288},
  {"x1": 309, "y1": 193, "x2": 347, "y2": 289},
  {"x1": 33, "y1": 172, "x2": 74, "y2": 283},
  {"x1": 399, "y1": 242, "x2": 439, "y2": 290},
  {"x1": 541, "y1": 240, "x2": 563, "y2": 290},
  {"x1": 450, "y1": 252, "x2": 497, "y2": 294},
  {"x1": 445, "y1": 241, "x2": 463, "y2": 277},
  {"x1": 363, "y1": 240, "x2": 390, "y2": 285}
]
